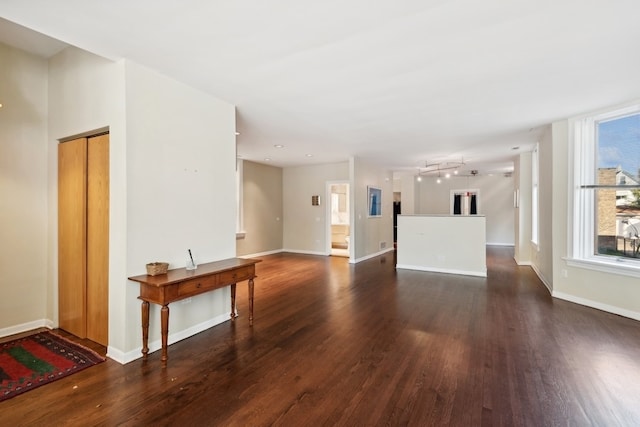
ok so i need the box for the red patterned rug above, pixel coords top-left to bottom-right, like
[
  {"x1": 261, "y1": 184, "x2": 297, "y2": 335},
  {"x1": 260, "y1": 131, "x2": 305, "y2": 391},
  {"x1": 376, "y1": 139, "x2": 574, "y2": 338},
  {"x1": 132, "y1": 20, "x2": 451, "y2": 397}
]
[{"x1": 0, "y1": 331, "x2": 105, "y2": 402}]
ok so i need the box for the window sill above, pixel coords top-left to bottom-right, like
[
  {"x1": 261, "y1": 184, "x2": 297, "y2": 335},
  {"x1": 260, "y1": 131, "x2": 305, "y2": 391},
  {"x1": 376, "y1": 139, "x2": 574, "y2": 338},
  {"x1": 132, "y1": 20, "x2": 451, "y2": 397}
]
[{"x1": 564, "y1": 256, "x2": 640, "y2": 279}]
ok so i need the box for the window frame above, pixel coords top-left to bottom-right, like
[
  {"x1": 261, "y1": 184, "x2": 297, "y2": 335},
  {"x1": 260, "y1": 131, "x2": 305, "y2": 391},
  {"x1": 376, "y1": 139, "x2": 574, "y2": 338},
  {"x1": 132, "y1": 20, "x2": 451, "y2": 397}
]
[
  {"x1": 568, "y1": 103, "x2": 640, "y2": 278},
  {"x1": 531, "y1": 143, "x2": 539, "y2": 246},
  {"x1": 236, "y1": 158, "x2": 246, "y2": 239}
]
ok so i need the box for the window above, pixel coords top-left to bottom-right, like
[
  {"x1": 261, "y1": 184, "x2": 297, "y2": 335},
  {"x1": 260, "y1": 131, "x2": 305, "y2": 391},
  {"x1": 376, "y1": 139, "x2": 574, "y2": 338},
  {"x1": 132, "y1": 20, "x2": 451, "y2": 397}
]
[{"x1": 571, "y1": 104, "x2": 640, "y2": 274}]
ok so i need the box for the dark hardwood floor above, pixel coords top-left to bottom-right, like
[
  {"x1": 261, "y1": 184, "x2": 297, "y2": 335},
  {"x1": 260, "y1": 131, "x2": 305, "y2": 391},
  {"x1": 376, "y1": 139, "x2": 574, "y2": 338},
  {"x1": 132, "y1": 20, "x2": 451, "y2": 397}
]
[{"x1": 3, "y1": 247, "x2": 640, "y2": 426}]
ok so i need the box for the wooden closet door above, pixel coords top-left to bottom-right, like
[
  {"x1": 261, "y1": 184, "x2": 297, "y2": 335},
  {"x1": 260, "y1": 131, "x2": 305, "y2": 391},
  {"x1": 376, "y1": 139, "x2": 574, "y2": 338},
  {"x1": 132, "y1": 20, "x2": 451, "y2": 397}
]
[
  {"x1": 58, "y1": 138, "x2": 88, "y2": 338},
  {"x1": 87, "y1": 134, "x2": 109, "y2": 345}
]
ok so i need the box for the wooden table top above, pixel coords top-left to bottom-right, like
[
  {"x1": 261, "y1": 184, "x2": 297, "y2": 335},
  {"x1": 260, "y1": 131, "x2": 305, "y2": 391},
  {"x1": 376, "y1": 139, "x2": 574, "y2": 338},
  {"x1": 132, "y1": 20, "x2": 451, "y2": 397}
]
[{"x1": 128, "y1": 257, "x2": 261, "y2": 287}]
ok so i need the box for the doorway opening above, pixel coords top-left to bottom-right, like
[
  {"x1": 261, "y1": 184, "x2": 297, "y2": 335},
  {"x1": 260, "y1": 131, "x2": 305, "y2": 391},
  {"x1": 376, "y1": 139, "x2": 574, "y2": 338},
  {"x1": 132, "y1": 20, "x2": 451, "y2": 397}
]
[
  {"x1": 450, "y1": 189, "x2": 480, "y2": 215},
  {"x1": 328, "y1": 182, "x2": 350, "y2": 257}
]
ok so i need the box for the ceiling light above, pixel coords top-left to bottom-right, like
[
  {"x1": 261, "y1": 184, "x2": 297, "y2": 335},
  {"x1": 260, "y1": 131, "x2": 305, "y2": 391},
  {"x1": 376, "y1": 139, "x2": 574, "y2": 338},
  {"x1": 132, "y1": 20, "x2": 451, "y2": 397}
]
[
  {"x1": 305, "y1": 154, "x2": 313, "y2": 157},
  {"x1": 416, "y1": 176, "x2": 422, "y2": 182},
  {"x1": 436, "y1": 177, "x2": 441, "y2": 184},
  {"x1": 445, "y1": 173, "x2": 451, "y2": 179},
  {"x1": 274, "y1": 144, "x2": 284, "y2": 148},
  {"x1": 453, "y1": 170, "x2": 458, "y2": 175},
  {"x1": 264, "y1": 158, "x2": 271, "y2": 161}
]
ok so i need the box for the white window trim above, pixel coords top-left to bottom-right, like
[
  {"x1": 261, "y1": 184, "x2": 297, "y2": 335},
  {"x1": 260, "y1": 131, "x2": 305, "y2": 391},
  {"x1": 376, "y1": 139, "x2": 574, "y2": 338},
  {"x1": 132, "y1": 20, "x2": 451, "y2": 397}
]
[
  {"x1": 236, "y1": 159, "x2": 246, "y2": 239},
  {"x1": 567, "y1": 103, "x2": 640, "y2": 278},
  {"x1": 565, "y1": 256, "x2": 640, "y2": 279},
  {"x1": 531, "y1": 143, "x2": 539, "y2": 246}
]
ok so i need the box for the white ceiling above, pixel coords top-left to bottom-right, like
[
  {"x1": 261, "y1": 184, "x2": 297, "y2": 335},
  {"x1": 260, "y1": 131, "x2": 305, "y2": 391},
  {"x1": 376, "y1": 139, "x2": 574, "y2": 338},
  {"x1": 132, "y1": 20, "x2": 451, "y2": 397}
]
[{"x1": 2, "y1": 0, "x2": 640, "y2": 175}]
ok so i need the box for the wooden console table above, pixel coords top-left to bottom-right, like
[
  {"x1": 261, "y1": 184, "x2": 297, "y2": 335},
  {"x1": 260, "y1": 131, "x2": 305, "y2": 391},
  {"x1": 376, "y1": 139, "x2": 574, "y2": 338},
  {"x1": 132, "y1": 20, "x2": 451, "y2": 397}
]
[{"x1": 128, "y1": 257, "x2": 261, "y2": 365}]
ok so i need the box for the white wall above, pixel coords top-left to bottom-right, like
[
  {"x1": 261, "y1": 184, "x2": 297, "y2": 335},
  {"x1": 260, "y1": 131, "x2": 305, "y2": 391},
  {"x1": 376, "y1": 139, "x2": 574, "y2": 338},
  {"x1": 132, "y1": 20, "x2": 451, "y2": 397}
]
[
  {"x1": 283, "y1": 162, "x2": 349, "y2": 255},
  {"x1": 532, "y1": 125, "x2": 553, "y2": 289},
  {"x1": 48, "y1": 47, "x2": 238, "y2": 362},
  {"x1": 415, "y1": 174, "x2": 515, "y2": 245},
  {"x1": 399, "y1": 173, "x2": 416, "y2": 214},
  {"x1": 351, "y1": 157, "x2": 394, "y2": 261},
  {"x1": 0, "y1": 43, "x2": 49, "y2": 332},
  {"x1": 237, "y1": 160, "x2": 283, "y2": 256},
  {"x1": 268, "y1": 157, "x2": 395, "y2": 263},
  {"x1": 514, "y1": 152, "x2": 532, "y2": 264},
  {"x1": 124, "y1": 61, "x2": 236, "y2": 356}
]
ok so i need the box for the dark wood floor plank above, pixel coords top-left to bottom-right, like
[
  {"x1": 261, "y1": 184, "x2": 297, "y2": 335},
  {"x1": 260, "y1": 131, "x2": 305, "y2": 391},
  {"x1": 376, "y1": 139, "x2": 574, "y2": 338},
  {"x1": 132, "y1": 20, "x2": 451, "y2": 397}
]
[{"x1": 2, "y1": 247, "x2": 640, "y2": 426}]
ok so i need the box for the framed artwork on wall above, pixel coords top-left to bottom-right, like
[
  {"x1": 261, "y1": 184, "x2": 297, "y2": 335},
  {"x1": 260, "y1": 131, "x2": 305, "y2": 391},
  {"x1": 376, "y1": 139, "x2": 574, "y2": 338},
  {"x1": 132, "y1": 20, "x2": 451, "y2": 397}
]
[{"x1": 368, "y1": 186, "x2": 382, "y2": 217}]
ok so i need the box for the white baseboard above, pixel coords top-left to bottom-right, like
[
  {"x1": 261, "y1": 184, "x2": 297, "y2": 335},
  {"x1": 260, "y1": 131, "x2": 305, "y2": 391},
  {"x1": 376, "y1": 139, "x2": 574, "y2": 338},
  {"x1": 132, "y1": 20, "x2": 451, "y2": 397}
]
[
  {"x1": 530, "y1": 263, "x2": 553, "y2": 294},
  {"x1": 487, "y1": 242, "x2": 515, "y2": 247},
  {"x1": 0, "y1": 319, "x2": 54, "y2": 338},
  {"x1": 239, "y1": 248, "x2": 283, "y2": 259},
  {"x1": 396, "y1": 264, "x2": 487, "y2": 278},
  {"x1": 241, "y1": 247, "x2": 399, "y2": 264},
  {"x1": 351, "y1": 247, "x2": 395, "y2": 264},
  {"x1": 514, "y1": 257, "x2": 532, "y2": 266},
  {"x1": 282, "y1": 248, "x2": 328, "y2": 256},
  {"x1": 112, "y1": 312, "x2": 232, "y2": 365},
  {"x1": 552, "y1": 291, "x2": 640, "y2": 322}
]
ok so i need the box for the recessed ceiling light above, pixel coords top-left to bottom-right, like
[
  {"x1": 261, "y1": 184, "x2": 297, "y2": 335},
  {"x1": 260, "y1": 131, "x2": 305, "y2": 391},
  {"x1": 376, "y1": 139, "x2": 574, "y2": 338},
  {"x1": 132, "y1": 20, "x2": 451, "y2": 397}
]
[
  {"x1": 264, "y1": 158, "x2": 271, "y2": 161},
  {"x1": 274, "y1": 144, "x2": 284, "y2": 148},
  {"x1": 305, "y1": 154, "x2": 313, "y2": 157}
]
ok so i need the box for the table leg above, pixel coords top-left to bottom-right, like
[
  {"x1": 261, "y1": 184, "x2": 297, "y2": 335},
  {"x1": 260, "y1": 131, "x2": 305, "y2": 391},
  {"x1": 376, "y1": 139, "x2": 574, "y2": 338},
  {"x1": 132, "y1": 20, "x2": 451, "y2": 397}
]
[
  {"x1": 230, "y1": 283, "x2": 237, "y2": 320},
  {"x1": 141, "y1": 301, "x2": 149, "y2": 360},
  {"x1": 161, "y1": 304, "x2": 169, "y2": 365},
  {"x1": 248, "y1": 278, "x2": 254, "y2": 326}
]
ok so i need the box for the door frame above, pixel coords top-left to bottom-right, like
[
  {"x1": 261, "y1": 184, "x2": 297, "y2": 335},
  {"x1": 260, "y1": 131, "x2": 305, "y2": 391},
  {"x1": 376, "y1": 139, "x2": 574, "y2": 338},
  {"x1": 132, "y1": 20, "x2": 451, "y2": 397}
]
[{"x1": 325, "y1": 180, "x2": 352, "y2": 260}]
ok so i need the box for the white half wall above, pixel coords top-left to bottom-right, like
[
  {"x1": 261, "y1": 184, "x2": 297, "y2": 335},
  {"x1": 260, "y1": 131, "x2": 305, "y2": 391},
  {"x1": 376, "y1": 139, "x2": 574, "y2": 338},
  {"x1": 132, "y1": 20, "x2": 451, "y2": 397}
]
[{"x1": 397, "y1": 215, "x2": 487, "y2": 277}]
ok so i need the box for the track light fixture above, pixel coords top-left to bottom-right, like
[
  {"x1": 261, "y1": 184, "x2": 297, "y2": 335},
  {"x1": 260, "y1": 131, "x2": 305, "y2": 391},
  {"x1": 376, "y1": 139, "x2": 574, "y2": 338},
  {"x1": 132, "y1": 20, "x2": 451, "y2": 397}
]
[{"x1": 416, "y1": 157, "x2": 465, "y2": 183}]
